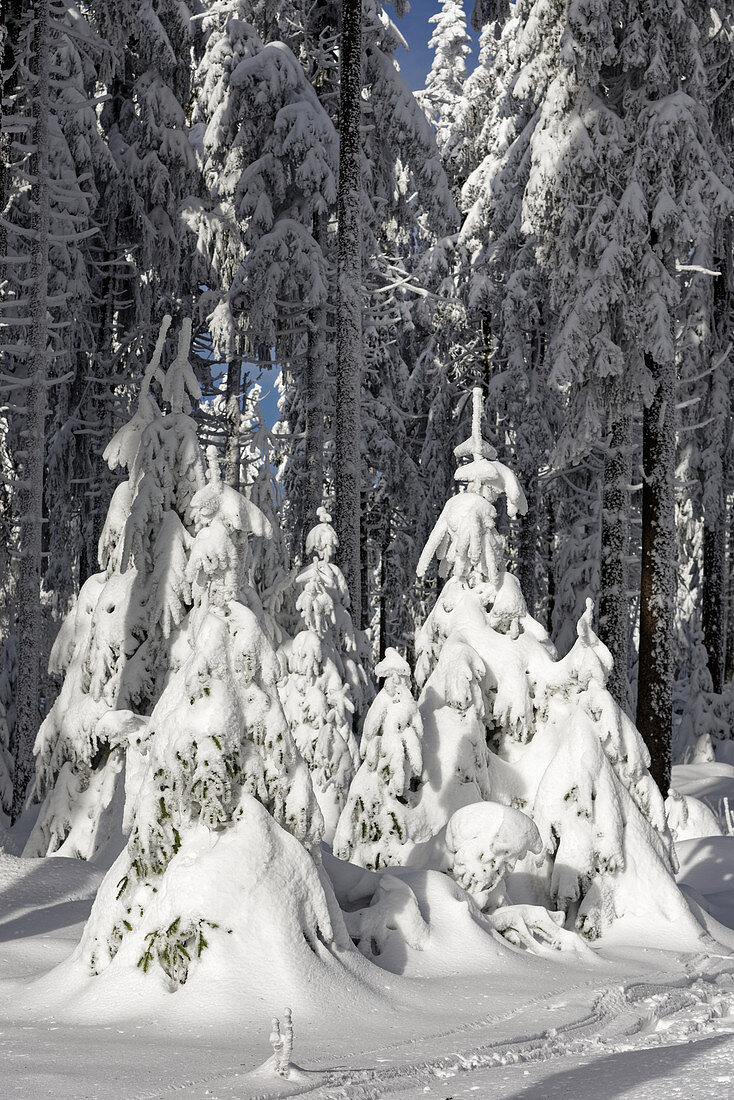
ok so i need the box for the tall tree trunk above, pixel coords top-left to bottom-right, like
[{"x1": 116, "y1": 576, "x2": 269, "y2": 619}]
[
  {"x1": 0, "y1": 0, "x2": 26, "y2": 284},
  {"x1": 303, "y1": 212, "x2": 327, "y2": 549},
  {"x1": 224, "y1": 357, "x2": 241, "y2": 491},
  {"x1": 544, "y1": 493, "x2": 556, "y2": 637},
  {"x1": 600, "y1": 396, "x2": 631, "y2": 711},
  {"x1": 518, "y1": 467, "x2": 537, "y2": 615},
  {"x1": 702, "y1": 265, "x2": 730, "y2": 692},
  {"x1": 703, "y1": 510, "x2": 726, "y2": 692},
  {"x1": 334, "y1": 0, "x2": 363, "y2": 625},
  {"x1": 12, "y1": 0, "x2": 50, "y2": 820},
  {"x1": 637, "y1": 352, "x2": 675, "y2": 796},
  {"x1": 726, "y1": 489, "x2": 734, "y2": 683}
]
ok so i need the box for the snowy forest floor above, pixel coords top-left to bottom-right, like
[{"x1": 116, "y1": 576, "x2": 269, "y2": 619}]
[{"x1": 3, "y1": 762, "x2": 734, "y2": 1099}]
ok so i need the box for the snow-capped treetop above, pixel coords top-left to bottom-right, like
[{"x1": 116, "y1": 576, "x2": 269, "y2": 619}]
[
  {"x1": 305, "y1": 506, "x2": 339, "y2": 564},
  {"x1": 162, "y1": 318, "x2": 202, "y2": 416},
  {"x1": 421, "y1": 1, "x2": 472, "y2": 166},
  {"x1": 417, "y1": 387, "x2": 527, "y2": 585},
  {"x1": 375, "y1": 646, "x2": 411, "y2": 683},
  {"x1": 102, "y1": 314, "x2": 171, "y2": 477}
]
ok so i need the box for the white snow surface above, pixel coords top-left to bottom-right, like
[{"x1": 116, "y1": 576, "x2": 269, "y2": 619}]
[{"x1": 3, "y1": 823, "x2": 734, "y2": 1098}]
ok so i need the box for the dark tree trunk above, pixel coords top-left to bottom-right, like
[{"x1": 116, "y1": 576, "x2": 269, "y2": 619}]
[
  {"x1": 702, "y1": 263, "x2": 730, "y2": 692},
  {"x1": 334, "y1": 0, "x2": 363, "y2": 625},
  {"x1": 303, "y1": 212, "x2": 327, "y2": 549},
  {"x1": 544, "y1": 494, "x2": 556, "y2": 637},
  {"x1": 600, "y1": 400, "x2": 631, "y2": 710},
  {"x1": 12, "y1": 0, "x2": 50, "y2": 821},
  {"x1": 636, "y1": 352, "x2": 675, "y2": 796},
  {"x1": 224, "y1": 357, "x2": 242, "y2": 492},
  {"x1": 518, "y1": 467, "x2": 537, "y2": 615},
  {"x1": 703, "y1": 511, "x2": 726, "y2": 692}
]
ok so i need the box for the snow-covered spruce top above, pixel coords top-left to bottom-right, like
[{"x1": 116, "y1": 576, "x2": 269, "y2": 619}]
[{"x1": 411, "y1": 388, "x2": 688, "y2": 941}]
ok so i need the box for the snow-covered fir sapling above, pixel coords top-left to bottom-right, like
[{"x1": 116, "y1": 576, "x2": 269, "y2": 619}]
[
  {"x1": 334, "y1": 648, "x2": 423, "y2": 868},
  {"x1": 75, "y1": 358, "x2": 338, "y2": 988},
  {"x1": 278, "y1": 509, "x2": 367, "y2": 840},
  {"x1": 25, "y1": 316, "x2": 205, "y2": 860},
  {"x1": 410, "y1": 389, "x2": 705, "y2": 943}
]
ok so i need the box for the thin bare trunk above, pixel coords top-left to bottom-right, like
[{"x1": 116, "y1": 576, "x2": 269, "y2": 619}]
[
  {"x1": 334, "y1": 0, "x2": 363, "y2": 624},
  {"x1": 600, "y1": 401, "x2": 631, "y2": 710},
  {"x1": 637, "y1": 352, "x2": 675, "y2": 796},
  {"x1": 224, "y1": 358, "x2": 241, "y2": 491},
  {"x1": 303, "y1": 212, "x2": 327, "y2": 549},
  {"x1": 12, "y1": 0, "x2": 50, "y2": 820}
]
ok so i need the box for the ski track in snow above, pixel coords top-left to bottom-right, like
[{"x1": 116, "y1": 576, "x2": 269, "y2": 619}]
[{"x1": 124, "y1": 953, "x2": 734, "y2": 1100}]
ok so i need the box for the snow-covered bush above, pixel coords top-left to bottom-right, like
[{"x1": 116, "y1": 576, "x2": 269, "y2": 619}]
[
  {"x1": 334, "y1": 648, "x2": 423, "y2": 867},
  {"x1": 278, "y1": 509, "x2": 367, "y2": 839}
]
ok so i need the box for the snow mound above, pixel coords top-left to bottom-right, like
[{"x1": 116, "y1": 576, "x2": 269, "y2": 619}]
[
  {"x1": 666, "y1": 788, "x2": 723, "y2": 842},
  {"x1": 0, "y1": 851, "x2": 102, "y2": 941},
  {"x1": 29, "y1": 799, "x2": 383, "y2": 1023}
]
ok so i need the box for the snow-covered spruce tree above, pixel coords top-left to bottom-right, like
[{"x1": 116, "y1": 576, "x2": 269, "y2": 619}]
[
  {"x1": 77, "y1": 436, "x2": 331, "y2": 989},
  {"x1": 513, "y1": 0, "x2": 733, "y2": 777},
  {"x1": 278, "y1": 509, "x2": 367, "y2": 840},
  {"x1": 409, "y1": 389, "x2": 699, "y2": 941},
  {"x1": 419, "y1": 0, "x2": 472, "y2": 190},
  {"x1": 87, "y1": 0, "x2": 199, "y2": 335},
  {"x1": 187, "y1": 6, "x2": 338, "y2": 537},
  {"x1": 334, "y1": 647, "x2": 422, "y2": 868},
  {"x1": 25, "y1": 318, "x2": 211, "y2": 859},
  {"x1": 240, "y1": 387, "x2": 295, "y2": 643},
  {"x1": 448, "y1": 0, "x2": 558, "y2": 629},
  {"x1": 263, "y1": 0, "x2": 456, "y2": 647}
]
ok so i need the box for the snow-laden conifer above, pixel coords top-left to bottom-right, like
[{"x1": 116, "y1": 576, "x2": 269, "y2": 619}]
[
  {"x1": 419, "y1": 0, "x2": 471, "y2": 185},
  {"x1": 278, "y1": 509, "x2": 367, "y2": 839},
  {"x1": 334, "y1": 648, "x2": 422, "y2": 868},
  {"x1": 25, "y1": 318, "x2": 210, "y2": 859},
  {"x1": 78, "y1": 438, "x2": 326, "y2": 986},
  {"x1": 409, "y1": 389, "x2": 700, "y2": 941}
]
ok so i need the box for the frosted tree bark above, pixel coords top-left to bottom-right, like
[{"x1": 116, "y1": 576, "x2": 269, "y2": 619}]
[
  {"x1": 224, "y1": 358, "x2": 241, "y2": 492},
  {"x1": 12, "y1": 0, "x2": 50, "y2": 820},
  {"x1": 703, "y1": 509, "x2": 727, "y2": 693},
  {"x1": 702, "y1": 268, "x2": 730, "y2": 692},
  {"x1": 726, "y1": 492, "x2": 734, "y2": 683},
  {"x1": 0, "y1": 0, "x2": 25, "y2": 284},
  {"x1": 334, "y1": 0, "x2": 363, "y2": 625},
  {"x1": 303, "y1": 211, "x2": 327, "y2": 547},
  {"x1": 517, "y1": 466, "x2": 537, "y2": 616},
  {"x1": 599, "y1": 398, "x2": 631, "y2": 711},
  {"x1": 637, "y1": 353, "x2": 675, "y2": 796}
]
